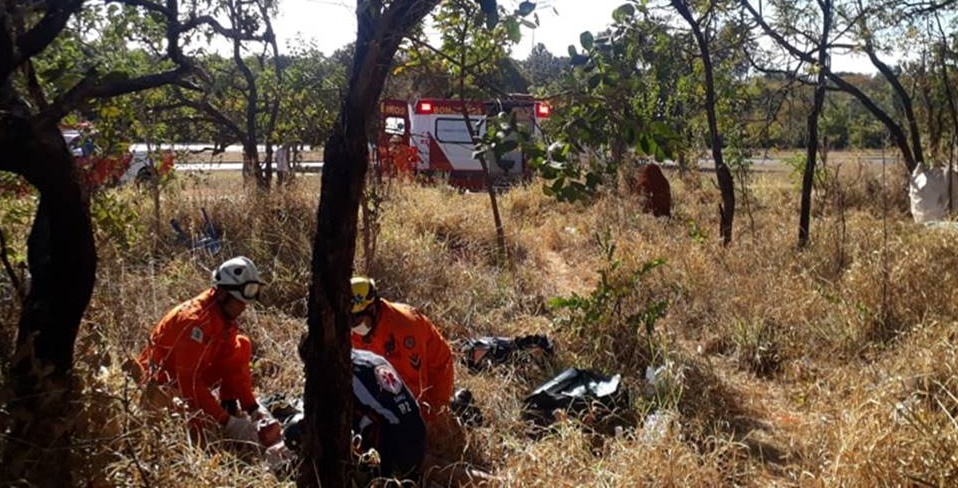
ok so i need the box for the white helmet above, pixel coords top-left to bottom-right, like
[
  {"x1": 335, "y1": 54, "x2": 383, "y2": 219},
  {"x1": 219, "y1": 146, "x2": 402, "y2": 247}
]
[{"x1": 212, "y1": 256, "x2": 264, "y2": 303}]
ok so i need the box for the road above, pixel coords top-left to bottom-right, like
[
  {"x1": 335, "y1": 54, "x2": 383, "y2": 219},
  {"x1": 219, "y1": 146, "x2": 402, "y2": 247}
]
[
  {"x1": 171, "y1": 152, "x2": 902, "y2": 174},
  {"x1": 174, "y1": 161, "x2": 324, "y2": 172}
]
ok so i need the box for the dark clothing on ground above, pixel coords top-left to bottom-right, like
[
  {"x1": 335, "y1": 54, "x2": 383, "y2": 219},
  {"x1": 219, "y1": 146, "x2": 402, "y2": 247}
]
[{"x1": 278, "y1": 349, "x2": 426, "y2": 478}]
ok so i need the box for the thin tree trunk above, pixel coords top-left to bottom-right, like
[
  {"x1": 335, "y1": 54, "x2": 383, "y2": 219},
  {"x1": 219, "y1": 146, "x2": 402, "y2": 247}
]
[
  {"x1": 454, "y1": 24, "x2": 507, "y2": 261},
  {"x1": 799, "y1": 0, "x2": 832, "y2": 248},
  {"x1": 261, "y1": 0, "x2": 282, "y2": 192},
  {"x1": 672, "y1": 0, "x2": 735, "y2": 244}
]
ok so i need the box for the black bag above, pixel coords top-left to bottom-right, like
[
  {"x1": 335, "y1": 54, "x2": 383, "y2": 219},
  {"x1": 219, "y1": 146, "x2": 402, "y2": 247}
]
[
  {"x1": 450, "y1": 388, "x2": 484, "y2": 427},
  {"x1": 460, "y1": 334, "x2": 555, "y2": 372},
  {"x1": 521, "y1": 368, "x2": 629, "y2": 427}
]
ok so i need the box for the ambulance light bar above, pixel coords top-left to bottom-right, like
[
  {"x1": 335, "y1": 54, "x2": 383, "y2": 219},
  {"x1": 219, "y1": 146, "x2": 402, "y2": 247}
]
[
  {"x1": 416, "y1": 101, "x2": 434, "y2": 114},
  {"x1": 535, "y1": 102, "x2": 551, "y2": 118}
]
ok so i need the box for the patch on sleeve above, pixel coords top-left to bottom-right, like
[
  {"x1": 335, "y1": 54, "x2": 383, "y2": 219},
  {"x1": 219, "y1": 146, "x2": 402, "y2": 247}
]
[
  {"x1": 375, "y1": 364, "x2": 403, "y2": 394},
  {"x1": 190, "y1": 326, "x2": 204, "y2": 343}
]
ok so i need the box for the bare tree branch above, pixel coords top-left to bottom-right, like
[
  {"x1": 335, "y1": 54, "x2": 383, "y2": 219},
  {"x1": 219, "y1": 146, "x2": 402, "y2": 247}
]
[
  {"x1": 173, "y1": 89, "x2": 248, "y2": 141},
  {"x1": 177, "y1": 14, "x2": 268, "y2": 41},
  {"x1": 37, "y1": 66, "x2": 197, "y2": 126},
  {"x1": 862, "y1": 36, "x2": 925, "y2": 166},
  {"x1": 903, "y1": 0, "x2": 958, "y2": 15},
  {"x1": 405, "y1": 35, "x2": 515, "y2": 100},
  {"x1": 740, "y1": 0, "x2": 919, "y2": 171}
]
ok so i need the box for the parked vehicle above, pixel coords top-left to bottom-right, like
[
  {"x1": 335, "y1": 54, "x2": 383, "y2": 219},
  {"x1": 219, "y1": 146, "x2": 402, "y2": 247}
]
[
  {"x1": 376, "y1": 94, "x2": 551, "y2": 190},
  {"x1": 63, "y1": 128, "x2": 175, "y2": 189}
]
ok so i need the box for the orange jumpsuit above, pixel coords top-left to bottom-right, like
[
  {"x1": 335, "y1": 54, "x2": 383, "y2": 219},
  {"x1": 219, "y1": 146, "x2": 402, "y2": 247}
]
[
  {"x1": 138, "y1": 288, "x2": 256, "y2": 425},
  {"x1": 352, "y1": 300, "x2": 454, "y2": 422}
]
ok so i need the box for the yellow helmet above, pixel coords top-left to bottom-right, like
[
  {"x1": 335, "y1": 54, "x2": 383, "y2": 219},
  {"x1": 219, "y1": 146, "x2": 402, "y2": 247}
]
[{"x1": 350, "y1": 277, "x2": 378, "y2": 313}]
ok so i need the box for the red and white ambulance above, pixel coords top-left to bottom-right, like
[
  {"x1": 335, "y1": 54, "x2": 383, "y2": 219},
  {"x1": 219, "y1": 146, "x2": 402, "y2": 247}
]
[{"x1": 376, "y1": 94, "x2": 551, "y2": 190}]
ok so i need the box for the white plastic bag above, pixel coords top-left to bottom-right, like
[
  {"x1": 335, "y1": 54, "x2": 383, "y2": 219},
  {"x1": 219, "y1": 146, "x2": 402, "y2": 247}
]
[{"x1": 909, "y1": 165, "x2": 958, "y2": 223}]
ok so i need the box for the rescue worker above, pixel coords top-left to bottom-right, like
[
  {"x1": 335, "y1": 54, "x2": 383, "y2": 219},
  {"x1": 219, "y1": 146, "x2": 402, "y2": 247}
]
[
  {"x1": 138, "y1": 256, "x2": 278, "y2": 445},
  {"x1": 277, "y1": 348, "x2": 427, "y2": 479},
  {"x1": 349, "y1": 277, "x2": 454, "y2": 423}
]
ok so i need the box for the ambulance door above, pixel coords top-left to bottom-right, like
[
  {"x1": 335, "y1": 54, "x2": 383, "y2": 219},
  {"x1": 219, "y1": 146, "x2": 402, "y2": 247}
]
[
  {"x1": 433, "y1": 115, "x2": 485, "y2": 172},
  {"x1": 378, "y1": 99, "x2": 412, "y2": 176}
]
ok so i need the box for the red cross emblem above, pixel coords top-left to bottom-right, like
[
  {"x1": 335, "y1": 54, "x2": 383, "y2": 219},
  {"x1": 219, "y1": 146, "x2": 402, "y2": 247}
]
[{"x1": 375, "y1": 364, "x2": 403, "y2": 394}]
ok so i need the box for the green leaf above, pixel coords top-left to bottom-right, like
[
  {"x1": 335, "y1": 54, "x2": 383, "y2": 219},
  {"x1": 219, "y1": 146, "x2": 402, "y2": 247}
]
[
  {"x1": 612, "y1": 3, "x2": 636, "y2": 23},
  {"x1": 479, "y1": 0, "x2": 500, "y2": 28},
  {"x1": 588, "y1": 74, "x2": 602, "y2": 89},
  {"x1": 548, "y1": 295, "x2": 585, "y2": 309},
  {"x1": 638, "y1": 135, "x2": 651, "y2": 155},
  {"x1": 524, "y1": 144, "x2": 546, "y2": 160},
  {"x1": 580, "y1": 31, "x2": 594, "y2": 50},
  {"x1": 505, "y1": 18, "x2": 522, "y2": 43},
  {"x1": 498, "y1": 139, "x2": 519, "y2": 153},
  {"x1": 570, "y1": 53, "x2": 590, "y2": 67},
  {"x1": 585, "y1": 171, "x2": 603, "y2": 188},
  {"x1": 517, "y1": 1, "x2": 536, "y2": 16},
  {"x1": 568, "y1": 45, "x2": 578, "y2": 57}
]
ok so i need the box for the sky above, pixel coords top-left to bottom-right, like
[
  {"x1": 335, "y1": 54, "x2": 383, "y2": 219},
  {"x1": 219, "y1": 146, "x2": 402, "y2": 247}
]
[
  {"x1": 274, "y1": 0, "x2": 629, "y2": 59},
  {"x1": 274, "y1": 0, "x2": 875, "y2": 73}
]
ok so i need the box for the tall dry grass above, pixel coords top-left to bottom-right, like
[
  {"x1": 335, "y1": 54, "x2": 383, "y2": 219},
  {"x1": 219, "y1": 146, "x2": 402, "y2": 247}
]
[{"x1": 2, "y1": 156, "x2": 958, "y2": 487}]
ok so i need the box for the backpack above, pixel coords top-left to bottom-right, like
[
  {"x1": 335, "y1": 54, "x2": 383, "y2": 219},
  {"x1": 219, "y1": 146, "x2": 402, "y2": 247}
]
[
  {"x1": 521, "y1": 368, "x2": 630, "y2": 427},
  {"x1": 460, "y1": 334, "x2": 555, "y2": 372}
]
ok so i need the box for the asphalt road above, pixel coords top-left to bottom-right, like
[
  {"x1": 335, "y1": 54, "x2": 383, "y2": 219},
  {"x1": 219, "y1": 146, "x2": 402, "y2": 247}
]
[
  {"x1": 172, "y1": 153, "x2": 902, "y2": 174},
  {"x1": 174, "y1": 161, "x2": 324, "y2": 172}
]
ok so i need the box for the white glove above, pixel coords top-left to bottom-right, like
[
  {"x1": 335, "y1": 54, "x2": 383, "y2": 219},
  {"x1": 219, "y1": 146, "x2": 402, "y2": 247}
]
[
  {"x1": 224, "y1": 415, "x2": 259, "y2": 444},
  {"x1": 264, "y1": 442, "x2": 295, "y2": 473}
]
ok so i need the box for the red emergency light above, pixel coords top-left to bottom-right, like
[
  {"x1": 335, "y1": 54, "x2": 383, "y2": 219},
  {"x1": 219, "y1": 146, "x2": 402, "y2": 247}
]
[
  {"x1": 415, "y1": 101, "x2": 434, "y2": 114},
  {"x1": 535, "y1": 102, "x2": 551, "y2": 118}
]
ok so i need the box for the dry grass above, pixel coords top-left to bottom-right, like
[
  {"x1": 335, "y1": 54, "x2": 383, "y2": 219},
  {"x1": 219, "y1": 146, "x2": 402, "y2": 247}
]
[{"x1": 3, "y1": 154, "x2": 958, "y2": 487}]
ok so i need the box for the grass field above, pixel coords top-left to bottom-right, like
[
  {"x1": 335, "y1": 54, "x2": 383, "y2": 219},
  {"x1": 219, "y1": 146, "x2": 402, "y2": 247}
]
[{"x1": 3, "y1": 155, "x2": 958, "y2": 487}]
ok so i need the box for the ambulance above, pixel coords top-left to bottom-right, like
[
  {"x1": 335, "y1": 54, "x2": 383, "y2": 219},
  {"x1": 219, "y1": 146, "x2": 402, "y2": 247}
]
[{"x1": 376, "y1": 94, "x2": 551, "y2": 190}]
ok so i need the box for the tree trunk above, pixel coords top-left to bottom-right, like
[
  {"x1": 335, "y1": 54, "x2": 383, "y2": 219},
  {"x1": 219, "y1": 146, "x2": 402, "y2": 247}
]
[
  {"x1": 297, "y1": 2, "x2": 443, "y2": 486},
  {"x1": 673, "y1": 0, "x2": 734, "y2": 244},
  {"x1": 1, "y1": 118, "x2": 96, "y2": 488},
  {"x1": 242, "y1": 150, "x2": 255, "y2": 186},
  {"x1": 243, "y1": 145, "x2": 269, "y2": 191},
  {"x1": 452, "y1": 17, "x2": 507, "y2": 261},
  {"x1": 456, "y1": 101, "x2": 507, "y2": 263},
  {"x1": 798, "y1": 0, "x2": 831, "y2": 248},
  {"x1": 298, "y1": 113, "x2": 361, "y2": 487}
]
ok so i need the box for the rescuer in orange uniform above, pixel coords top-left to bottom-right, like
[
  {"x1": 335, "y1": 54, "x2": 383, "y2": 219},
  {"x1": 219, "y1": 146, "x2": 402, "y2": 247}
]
[
  {"x1": 138, "y1": 256, "x2": 278, "y2": 445},
  {"x1": 349, "y1": 277, "x2": 454, "y2": 423}
]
